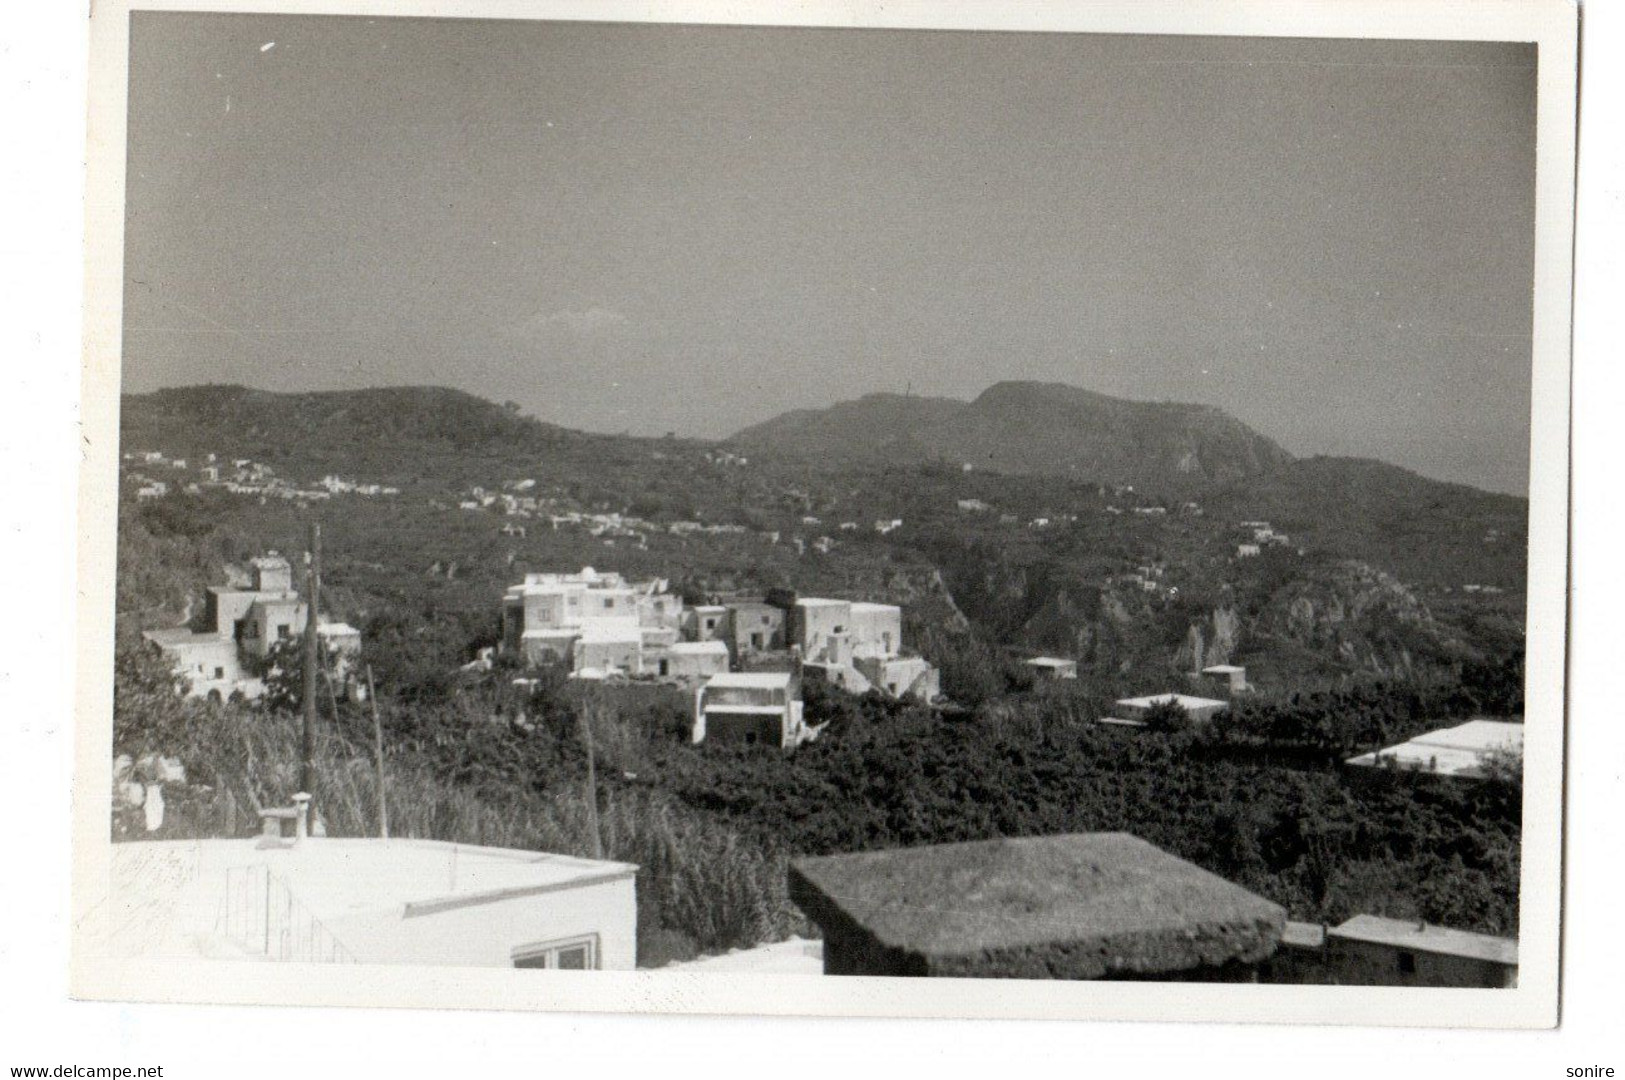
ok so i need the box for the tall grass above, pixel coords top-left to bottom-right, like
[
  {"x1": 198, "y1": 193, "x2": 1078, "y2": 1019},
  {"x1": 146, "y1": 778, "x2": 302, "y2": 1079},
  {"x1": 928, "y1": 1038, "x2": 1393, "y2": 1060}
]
[{"x1": 124, "y1": 700, "x2": 801, "y2": 965}]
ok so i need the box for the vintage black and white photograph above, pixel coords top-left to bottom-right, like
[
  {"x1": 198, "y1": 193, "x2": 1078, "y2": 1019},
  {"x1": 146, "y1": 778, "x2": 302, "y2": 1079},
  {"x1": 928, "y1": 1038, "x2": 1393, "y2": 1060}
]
[{"x1": 71, "y1": 0, "x2": 1576, "y2": 1026}]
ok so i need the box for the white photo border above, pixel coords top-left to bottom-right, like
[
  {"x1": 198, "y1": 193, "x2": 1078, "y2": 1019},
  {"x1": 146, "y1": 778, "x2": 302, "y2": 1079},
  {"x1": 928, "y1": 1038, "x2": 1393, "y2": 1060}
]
[{"x1": 74, "y1": 0, "x2": 1578, "y2": 1028}]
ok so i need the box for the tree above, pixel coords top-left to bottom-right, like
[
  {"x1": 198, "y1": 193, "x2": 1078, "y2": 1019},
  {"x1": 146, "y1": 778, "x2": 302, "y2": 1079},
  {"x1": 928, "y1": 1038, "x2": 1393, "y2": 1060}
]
[
  {"x1": 1142, "y1": 698, "x2": 1192, "y2": 733},
  {"x1": 112, "y1": 643, "x2": 191, "y2": 756}
]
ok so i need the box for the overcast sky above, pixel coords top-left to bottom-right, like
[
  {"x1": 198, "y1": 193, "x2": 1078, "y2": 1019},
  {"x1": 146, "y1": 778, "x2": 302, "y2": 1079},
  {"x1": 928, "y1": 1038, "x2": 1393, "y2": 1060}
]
[{"x1": 123, "y1": 16, "x2": 1537, "y2": 494}]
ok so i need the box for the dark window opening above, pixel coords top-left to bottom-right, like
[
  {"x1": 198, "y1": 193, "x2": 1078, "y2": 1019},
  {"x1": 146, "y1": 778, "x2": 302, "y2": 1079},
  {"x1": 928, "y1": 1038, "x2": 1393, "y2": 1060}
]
[
  {"x1": 513, "y1": 935, "x2": 599, "y2": 970},
  {"x1": 1398, "y1": 951, "x2": 1417, "y2": 975}
]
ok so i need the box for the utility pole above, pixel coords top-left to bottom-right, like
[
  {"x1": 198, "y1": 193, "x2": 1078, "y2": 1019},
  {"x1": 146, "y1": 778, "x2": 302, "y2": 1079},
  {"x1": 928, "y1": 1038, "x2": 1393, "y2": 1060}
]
[
  {"x1": 366, "y1": 664, "x2": 388, "y2": 840},
  {"x1": 581, "y1": 697, "x2": 603, "y2": 861},
  {"x1": 300, "y1": 522, "x2": 321, "y2": 802}
]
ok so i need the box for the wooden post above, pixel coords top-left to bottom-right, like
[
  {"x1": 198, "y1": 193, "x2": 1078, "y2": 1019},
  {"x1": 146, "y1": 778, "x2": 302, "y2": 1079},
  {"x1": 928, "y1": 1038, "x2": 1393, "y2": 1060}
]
[
  {"x1": 581, "y1": 697, "x2": 603, "y2": 861},
  {"x1": 366, "y1": 664, "x2": 388, "y2": 840},
  {"x1": 300, "y1": 522, "x2": 321, "y2": 801}
]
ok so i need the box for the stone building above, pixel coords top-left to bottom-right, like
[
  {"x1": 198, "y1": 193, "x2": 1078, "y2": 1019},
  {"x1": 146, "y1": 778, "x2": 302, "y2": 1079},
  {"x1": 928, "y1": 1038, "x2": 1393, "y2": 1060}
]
[
  {"x1": 1323, "y1": 915, "x2": 1517, "y2": 987},
  {"x1": 789, "y1": 833, "x2": 1285, "y2": 979}
]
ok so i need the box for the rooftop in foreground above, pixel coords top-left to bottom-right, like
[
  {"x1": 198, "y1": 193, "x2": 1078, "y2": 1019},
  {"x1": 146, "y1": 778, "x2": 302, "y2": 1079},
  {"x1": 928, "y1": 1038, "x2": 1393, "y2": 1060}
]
[
  {"x1": 99, "y1": 838, "x2": 637, "y2": 962},
  {"x1": 664, "y1": 937, "x2": 824, "y2": 975},
  {"x1": 789, "y1": 833, "x2": 1285, "y2": 979}
]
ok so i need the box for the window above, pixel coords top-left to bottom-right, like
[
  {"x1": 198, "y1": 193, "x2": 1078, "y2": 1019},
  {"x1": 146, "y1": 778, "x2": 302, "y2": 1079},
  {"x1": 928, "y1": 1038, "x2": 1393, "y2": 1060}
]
[
  {"x1": 214, "y1": 666, "x2": 225, "y2": 679},
  {"x1": 604, "y1": 598, "x2": 615, "y2": 609},
  {"x1": 513, "y1": 935, "x2": 599, "y2": 970},
  {"x1": 1397, "y1": 951, "x2": 1417, "y2": 975},
  {"x1": 277, "y1": 624, "x2": 291, "y2": 639}
]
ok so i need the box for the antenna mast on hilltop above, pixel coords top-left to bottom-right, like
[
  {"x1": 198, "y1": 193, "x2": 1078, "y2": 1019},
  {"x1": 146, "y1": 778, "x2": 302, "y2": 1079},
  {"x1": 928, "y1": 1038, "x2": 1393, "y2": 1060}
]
[{"x1": 300, "y1": 522, "x2": 322, "y2": 803}]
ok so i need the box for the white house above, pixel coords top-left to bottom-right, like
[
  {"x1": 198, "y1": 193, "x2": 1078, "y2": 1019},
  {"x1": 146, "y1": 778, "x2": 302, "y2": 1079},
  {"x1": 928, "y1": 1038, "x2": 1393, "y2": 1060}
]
[
  {"x1": 692, "y1": 671, "x2": 810, "y2": 749},
  {"x1": 1113, "y1": 693, "x2": 1231, "y2": 725},
  {"x1": 1026, "y1": 657, "x2": 1079, "y2": 681},
  {"x1": 1345, "y1": 719, "x2": 1523, "y2": 780},
  {"x1": 1201, "y1": 664, "x2": 1250, "y2": 694},
  {"x1": 790, "y1": 598, "x2": 940, "y2": 702},
  {"x1": 500, "y1": 567, "x2": 682, "y2": 674},
  {"x1": 95, "y1": 832, "x2": 637, "y2": 970}
]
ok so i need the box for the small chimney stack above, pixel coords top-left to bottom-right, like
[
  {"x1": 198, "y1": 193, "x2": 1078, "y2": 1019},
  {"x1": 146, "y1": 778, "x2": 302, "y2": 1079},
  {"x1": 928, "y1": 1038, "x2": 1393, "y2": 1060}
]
[{"x1": 292, "y1": 792, "x2": 312, "y2": 843}]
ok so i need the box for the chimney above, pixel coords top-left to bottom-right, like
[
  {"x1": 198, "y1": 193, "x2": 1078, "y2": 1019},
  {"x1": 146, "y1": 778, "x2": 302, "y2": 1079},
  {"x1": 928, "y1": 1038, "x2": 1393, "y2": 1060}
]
[{"x1": 292, "y1": 792, "x2": 312, "y2": 843}]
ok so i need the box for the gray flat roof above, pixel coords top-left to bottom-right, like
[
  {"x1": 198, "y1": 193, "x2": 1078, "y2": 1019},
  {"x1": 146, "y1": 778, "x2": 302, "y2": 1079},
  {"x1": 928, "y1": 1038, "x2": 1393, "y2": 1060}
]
[
  {"x1": 142, "y1": 628, "x2": 228, "y2": 648},
  {"x1": 789, "y1": 833, "x2": 1284, "y2": 979},
  {"x1": 705, "y1": 672, "x2": 793, "y2": 688},
  {"x1": 1329, "y1": 914, "x2": 1517, "y2": 966}
]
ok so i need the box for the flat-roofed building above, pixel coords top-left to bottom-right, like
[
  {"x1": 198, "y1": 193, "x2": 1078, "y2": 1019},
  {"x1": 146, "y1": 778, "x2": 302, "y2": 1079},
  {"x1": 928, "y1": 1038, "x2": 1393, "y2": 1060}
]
[
  {"x1": 692, "y1": 671, "x2": 809, "y2": 749},
  {"x1": 856, "y1": 654, "x2": 940, "y2": 701},
  {"x1": 1323, "y1": 915, "x2": 1517, "y2": 988},
  {"x1": 789, "y1": 833, "x2": 1285, "y2": 979},
  {"x1": 682, "y1": 605, "x2": 729, "y2": 642},
  {"x1": 847, "y1": 601, "x2": 902, "y2": 659},
  {"x1": 791, "y1": 597, "x2": 855, "y2": 665},
  {"x1": 1345, "y1": 719, "x2": 1523, "y2": 780},
  {"x1": 140, "y1": 628, "x2": 253, "y2": 701},
  {"x1": 723, "y1": 600, "x2": 787, "y2": 661},
  {"x1": 791, "y1": 597, "x2": 937, "y2": 703},
  {"x1": 664, "y1": 640, "x2": 731, "y2": 680},
  {"x1": 500, "y1": 566, "x2": 683, "y2": 673},
  {"x1": 93, "y1": 835, "x2": 637, "y2": 970},
  {"x1": 240, "y1": 594, "x2": 307, "y2": 657},
  {"x1": 1114, "y1": 693, "x2": 1230, "y2": 726},
  {"x1": 1026, "y1": 657, "x2": 1079, "y2": 681},
  {"x1": 1201, "y1": 664, "x2": 1250, "y2": 694},
  {"x1": 572, "y1": 622, "x2": 645, "y2": 677},
  {"x1": 248, "y1": 554, "x2": 295, "y2": 592},
  {"x1": 144, "y1": 552, "x2": 354, "y2": 702}
]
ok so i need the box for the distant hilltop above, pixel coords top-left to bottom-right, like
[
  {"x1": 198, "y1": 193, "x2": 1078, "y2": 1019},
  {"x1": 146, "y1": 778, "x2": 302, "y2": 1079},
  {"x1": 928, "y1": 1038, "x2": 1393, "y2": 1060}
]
[
  {"x1": 727, "y1": 381, "x2": 1296, "y2": 490},
  {"x1": 122, "y1": 382, "x2": 1524, "y2": 514}
]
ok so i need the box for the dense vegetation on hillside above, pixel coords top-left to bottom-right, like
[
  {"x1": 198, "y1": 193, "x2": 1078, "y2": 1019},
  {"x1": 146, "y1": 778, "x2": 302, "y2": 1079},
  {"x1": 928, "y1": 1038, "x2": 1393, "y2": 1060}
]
[{"x1": 110, "y1": 384, "x2": 1529, "y2": 964}]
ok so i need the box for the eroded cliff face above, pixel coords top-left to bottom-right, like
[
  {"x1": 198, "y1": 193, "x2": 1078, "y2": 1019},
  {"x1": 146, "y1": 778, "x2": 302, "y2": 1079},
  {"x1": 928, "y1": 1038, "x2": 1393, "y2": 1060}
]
[{"x1": 1174, "y1": 606, "x2": 1244, "y2": 672}]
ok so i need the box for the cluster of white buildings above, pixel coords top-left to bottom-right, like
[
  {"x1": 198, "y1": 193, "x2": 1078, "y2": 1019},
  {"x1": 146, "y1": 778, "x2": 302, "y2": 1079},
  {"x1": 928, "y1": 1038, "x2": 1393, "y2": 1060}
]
[
  {"x1": 124, "y1": 451, "x2": 399, "y2": 504},
  {"x1": 498, "y1": 568, "x2": 941, "y2": 748},
  {"x1": 142, "y1": 554, "x2": 362, "y2": 702},
  {"x1": 499, "y1": 568, "x2": 720, "y2": 681},
  {"x1": 1236, "y1": 520, "x2": 1294, "y2": 558}
]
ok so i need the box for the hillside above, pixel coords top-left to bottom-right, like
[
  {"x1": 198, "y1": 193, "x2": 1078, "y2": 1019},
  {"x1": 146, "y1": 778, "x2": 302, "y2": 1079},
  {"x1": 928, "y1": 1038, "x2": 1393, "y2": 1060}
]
[
  {"x1": 118, "y1": 383, "x2": 1526, "y2": 694},
  {"x1": 729, "y1": 381, "x2": 1295, "y2": 489}
]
